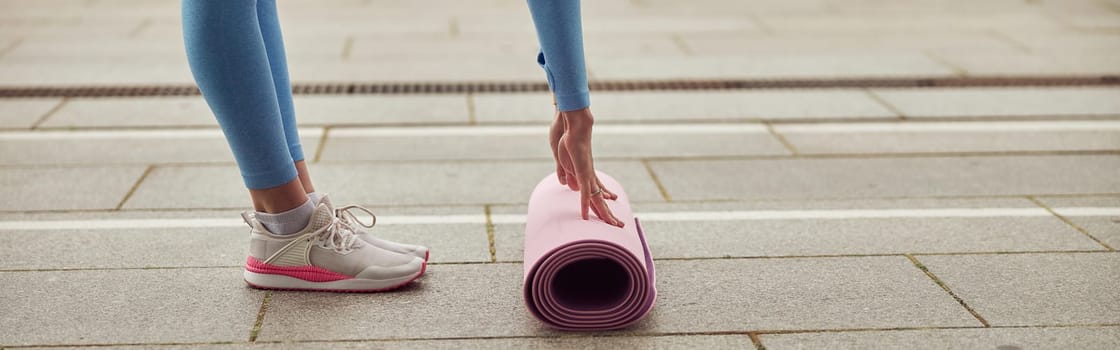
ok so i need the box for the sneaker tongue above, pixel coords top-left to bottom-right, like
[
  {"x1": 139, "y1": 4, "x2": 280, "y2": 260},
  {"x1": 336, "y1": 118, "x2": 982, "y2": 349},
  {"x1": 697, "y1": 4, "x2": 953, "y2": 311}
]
[
  {"x1": 318, "y1": 194, "x2": 335, "y2": 211},
  {"x1": 307, "y1": 203, "x2": 336, "y2": 230}
]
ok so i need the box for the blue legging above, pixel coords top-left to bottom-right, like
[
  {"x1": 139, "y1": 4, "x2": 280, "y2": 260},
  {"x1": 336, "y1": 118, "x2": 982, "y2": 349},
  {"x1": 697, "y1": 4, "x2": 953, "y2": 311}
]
[{"x1": 183, "y1": 0, "x2": 589, "y2": 189}]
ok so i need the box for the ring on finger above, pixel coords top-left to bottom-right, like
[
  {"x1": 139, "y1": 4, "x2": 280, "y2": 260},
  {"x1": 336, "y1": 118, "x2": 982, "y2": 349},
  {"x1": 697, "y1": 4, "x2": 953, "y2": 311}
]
[{"x1": 590, "y1": 187, "x2": 604, "y2": 196}]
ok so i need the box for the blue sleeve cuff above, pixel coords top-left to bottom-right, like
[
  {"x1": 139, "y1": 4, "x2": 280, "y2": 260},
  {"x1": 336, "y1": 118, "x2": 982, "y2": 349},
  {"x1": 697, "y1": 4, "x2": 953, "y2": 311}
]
[{"x1": 555, "y1": 91, "x2": 590, "y2": 112}]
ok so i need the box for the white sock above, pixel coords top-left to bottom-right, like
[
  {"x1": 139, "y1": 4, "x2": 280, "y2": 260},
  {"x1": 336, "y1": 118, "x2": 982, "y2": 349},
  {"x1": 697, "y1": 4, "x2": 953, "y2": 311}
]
[
  {"x1": 307, "y1": 191, "x2": 324, "y2": 205},
  {"x1": 255, "y1": 199, "x2": 314, "y2": 235}
]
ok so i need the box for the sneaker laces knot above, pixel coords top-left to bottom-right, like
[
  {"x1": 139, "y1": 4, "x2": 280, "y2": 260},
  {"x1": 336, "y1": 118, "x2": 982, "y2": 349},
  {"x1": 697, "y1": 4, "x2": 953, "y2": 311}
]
[
  {"x1": 336, "y1": 205, "x2": 377, "y2": 231},
  {"x1": 313, "y1": 217, "x2": 361, "y2": 254}
]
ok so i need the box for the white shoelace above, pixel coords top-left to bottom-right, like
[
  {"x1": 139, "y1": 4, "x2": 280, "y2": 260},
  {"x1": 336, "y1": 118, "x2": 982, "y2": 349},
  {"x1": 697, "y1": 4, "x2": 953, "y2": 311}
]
[
  {"x1": 312, "y1": 217, "x2": 361, "y2": 254},
  {"x1": 241, "y1": 211, "x2": 361, "y2": 254},
  {"x1": 335, "y1": 205, "x2": 378, "y2": 232}
]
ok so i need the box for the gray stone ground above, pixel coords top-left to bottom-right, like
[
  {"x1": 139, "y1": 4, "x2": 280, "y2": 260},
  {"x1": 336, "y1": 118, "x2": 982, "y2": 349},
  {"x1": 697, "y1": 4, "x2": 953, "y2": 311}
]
[{"x1": 2, "y1": 0, "x2": 1119, "y2": 349}]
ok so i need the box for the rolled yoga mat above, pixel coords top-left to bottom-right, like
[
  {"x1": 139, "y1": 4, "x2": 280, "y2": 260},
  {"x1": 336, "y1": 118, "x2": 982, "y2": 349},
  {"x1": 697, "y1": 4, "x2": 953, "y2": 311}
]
[{"x1": 522, "y1": 171, "x2": 657, "y2": 330}]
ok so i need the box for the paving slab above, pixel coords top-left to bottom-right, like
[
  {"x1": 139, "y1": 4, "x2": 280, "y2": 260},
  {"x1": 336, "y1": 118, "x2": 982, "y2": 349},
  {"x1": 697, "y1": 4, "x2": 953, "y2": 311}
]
[
  {"x1": 0, "y1": 268, "x2": 264, "y2": 346},
  {"x1": 123, "y1": 161, "x2": 662, "y2": 209},
  {"x1": 1038, "y1": 196, "x2": 1120, "y2": 250},
  {"x1": 761, "y1": 326, "x2": 1120, "y2": 350},
  {"x1": 292, "y1": 95, "x2": 470, "y2": 126},
  {"x1": 287, "y1": 59, "x2": 542, "y2": 83},
  {"x1": 1045, "y1": 50, "x2": 1120, "y2": 76},
  {"x1": 260, "y1": 257, "x2": 977, "y2": 341},
  {"x1": 349, "y1": 34, "x2": 684, "y2": 61},
  {"x1": 2, "y1": 37, "x2": 343, "y2": 63},
  {"x1": 0, "y1": 98, "x2": 61, "y2": 129},
  {"x1": 41, "y1": 95, "x2": 470, "y2": 128},
  {"x1": 998, "y1": 33, "x2": 1120, "y2": 52},
  {"x1": 0, "y1": 61, "x2": 194, "y2": 86},
  {"x1": 924, "y1": 49, "x2": 1084, "y2": 76},
  {"x1": 592, "y1": 53, "x2": 956, "y2": 80},
  {"x1": 0, "y1": 129, "x2": 321, "y2": 165},
  {"x1": 0, "y1": 226, "x2": 244, "y2": 270},
  {"x1": 472, "y1": 90, "x2": 899, "y2": 124},
  {"x1": 679, "y1": 33, "x2": 1019, "y2": 54},
  {"x1": 257, "y1": 263, "x2": 540, "y2": 341},
  {"x1": 457, "y1": 14, "x2": 762, "y2": 35},
  {"x1": 15, "y1": 335, "x2": 755, "y2": 349},
  {"x1": 870, "y1": 88, "x2": 1120, "y2": 119},
  {"x1": 648, "y1": 155, "x2": 1120, "y2": 201},
  {"x1": 644, "y1": 257, "x2": 980, "y2": 331},
  {"x1": 0, "y1": 205, "x2": 488, "y2": 265},
  {"x1": 1, "y1": 165, "x2": 147, "y2": 211},
  {"x1": 758, "y1": 13, "x2": 1067, "y2": 34},
  {"x1": 40, "y1": 97, "x2": 217, "y2": 129},
  {"x1": 774, "y1": 121, "x2": 1120, "y2": 154},
  {"x1": 916, "y1": 252, "x2": 1120, "y2": 326},
  {"x1": 490, "y1": 198, "x2": 1105, "y2": 262},
  {"x1": 319, "y1": 124, "x2": 789, "y2": 161}
]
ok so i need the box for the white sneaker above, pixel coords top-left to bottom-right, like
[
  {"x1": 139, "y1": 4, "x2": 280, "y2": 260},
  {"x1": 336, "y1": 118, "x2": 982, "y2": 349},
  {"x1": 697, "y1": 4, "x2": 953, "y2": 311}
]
[
  {"x1": 317, "y1": 194, "x2": 430, "y2": 261},
  {"x1": 241, "y1": 203, "x2": 425, "y2": 292}
]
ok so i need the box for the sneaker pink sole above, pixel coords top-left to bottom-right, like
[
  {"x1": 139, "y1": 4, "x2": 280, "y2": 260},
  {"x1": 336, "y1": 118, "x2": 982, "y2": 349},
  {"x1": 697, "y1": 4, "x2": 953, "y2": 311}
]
[{"x1": 244, "y1": 261, "x2": 427, "y2": 293}]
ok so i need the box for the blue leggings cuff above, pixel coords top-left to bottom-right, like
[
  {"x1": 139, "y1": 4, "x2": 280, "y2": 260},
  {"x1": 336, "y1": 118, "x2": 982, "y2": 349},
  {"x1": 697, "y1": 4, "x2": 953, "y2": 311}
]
[
  {"x1": 554, "y1": 91, "x2": 590, "y2": 111},
  {"x1": 288, "y1": 143, "x2": 305, "y2": 163},
  {"x1": 241, "y1": 163, "x2": 298, "y2": 190}
]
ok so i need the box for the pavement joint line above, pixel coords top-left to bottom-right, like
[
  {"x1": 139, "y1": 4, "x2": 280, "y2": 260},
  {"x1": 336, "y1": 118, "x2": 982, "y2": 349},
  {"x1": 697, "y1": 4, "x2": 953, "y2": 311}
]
[
  {"x1": 6, "y1": 76, "x2": 1119, "y2": 99},
  {"x1": 5, "y1": 193, "x2": 1120, "y2": 215},
  {"x1": 921, "y1": 50, "x2": 969, "y2": 77},
  {"x1": 484, "y1": 204, "x2": 497, "y2": 263},
  {"x1": 0, "y1": 38, "x2": 23, "y2": 59},
  {"x1": 763, "y1": 122, "x2": 799, "y2": 155},
  {"x1": 1027, "y1": 196, "x2": 1116, "y2": 251},
  {"x1": 669, "y1": 33, "x2": 693, "y2": 55},
  {"x1": 750, "y1": 323, "x2": 1120, "y2": 336},
  {"x1": 127, "y1": 18, "x2": 151, "y2": 38},
  {"x1": 745, "y1": 13, "x2": 775, "y2": 35},
  {"x1": 9, "y1": 325, "x2": 1120, "y2": 348},
  {"x1": 904, "y1": 254, "x2": 991, "y2": 328},
  {"x1": 448, "y1": 17, "x2": 460, "y2": 37},
  {"x1": 311, "y1": 126, "x2": 331, "y2": 163},
  {"x1": 28, "y1": 97, "x2": 68, "y2": 130},
  {"x1": 0, "y1": 127, "x2": 327, "y2": 140},
  {"x1": 747, "y1": 332, "x2": 766, "y2": 350},
  {"x1": 14, "y1": 115, "x2": 1120, "y2": 132},
  {"x1": 6, "y1": 251, "x2": 1116, "y2": 273},
  {"x1": 326, "y1": 123, "x2": 769, "y2": 136},
  {"x1": 641, "y1": 159, "x2": 672, "y2": 202},
  {"x1": 248, "y1": 291, "x2": 272, "y2": 342},
  {"x1": 340, "y1": 37, "x2": 354, "y2": 60},
  {"x1": 986, "y1": 29, "x2": 1033, "y2": 54},
  {"x1": 466, "y1": 92, "x2": 477, "y2": 125},
  {"x1": 862, "y1": 89, "x2": 908, "y2": 120},
  {"x1": 5, "y1": 191, "x2": 1120, "y2": 215},
  {"x1": 27, "y1": 207, "x2": 1120, "y2": 230},
  {"x1": 113, "y1": 165, "x2": 154, "y2": 210},
  {"x1": 10, "y1": 120, "x2": 1120, "y2": 138},
  {"x1": 772, "y1": 120, "x2": 1120, "y2": 133}
]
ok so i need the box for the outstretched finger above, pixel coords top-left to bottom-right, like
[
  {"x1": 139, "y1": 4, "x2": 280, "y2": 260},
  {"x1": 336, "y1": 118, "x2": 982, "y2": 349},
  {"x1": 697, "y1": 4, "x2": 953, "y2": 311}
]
[
  {"x1": 596, "y1": 178, "x2": 619, "y2": 201},
  {"x1": 580, "y1": 188, "x2": 591, "y2": 220},
  {"x1": 590, "y1": 194, "x2": 623, "y2": 227}
]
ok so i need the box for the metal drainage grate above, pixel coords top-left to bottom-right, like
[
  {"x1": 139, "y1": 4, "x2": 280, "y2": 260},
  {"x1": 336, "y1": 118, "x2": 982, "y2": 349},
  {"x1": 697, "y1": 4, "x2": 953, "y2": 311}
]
[{"x1": 0, "y1": 76, "x2": 1117, "y2": 98}]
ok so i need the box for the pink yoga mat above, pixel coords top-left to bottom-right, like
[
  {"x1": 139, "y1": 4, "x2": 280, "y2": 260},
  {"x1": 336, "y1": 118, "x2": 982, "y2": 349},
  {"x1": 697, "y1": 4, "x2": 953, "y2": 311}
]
[{"x1": 522, "y1": 171, "x2": 657, "y2": 330}]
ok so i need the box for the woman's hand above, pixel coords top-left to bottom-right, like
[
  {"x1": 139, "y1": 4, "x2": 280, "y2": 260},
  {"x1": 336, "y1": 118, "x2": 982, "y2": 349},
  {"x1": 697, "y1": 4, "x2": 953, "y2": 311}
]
[{"x1": 550, "y1": 107, "x2": 624, "y2": 228}]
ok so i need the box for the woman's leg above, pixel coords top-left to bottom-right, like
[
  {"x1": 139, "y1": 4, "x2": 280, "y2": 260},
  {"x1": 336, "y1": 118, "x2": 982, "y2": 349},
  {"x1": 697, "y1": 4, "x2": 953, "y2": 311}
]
[
  {"x1": 254, "y1": 0, "x2": 316, "y2": 195},
  {"x1": 527, "y1": 0, "x2": 590, "y2": 112},
  {"x1": 182, "y1": 0, "x2": 307, "y2": 215}
]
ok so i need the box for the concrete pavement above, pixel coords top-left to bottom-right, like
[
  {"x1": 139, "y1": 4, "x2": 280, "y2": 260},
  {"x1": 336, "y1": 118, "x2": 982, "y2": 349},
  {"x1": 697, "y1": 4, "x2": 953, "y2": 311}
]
[{"x1": 1, "y1": 0, "x2": 1119, "y2": 349}]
